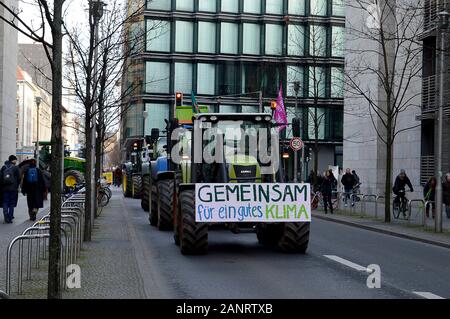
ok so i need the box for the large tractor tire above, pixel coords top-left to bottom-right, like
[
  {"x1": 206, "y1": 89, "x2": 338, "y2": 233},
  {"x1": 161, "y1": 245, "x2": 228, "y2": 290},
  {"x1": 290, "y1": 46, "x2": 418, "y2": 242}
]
[
  {"x1": 64, "y1": 170, "x2": 85, "y2": 188},
  {"x1": 149, "y1": 182, "x2": 158, "y2": 226},
  {"x1": 157, "y1": 179, "x2": 174, "y2": 230},
  {"x1": 256, "y1": 224, "x2": 281, "y2": 246},
  {"x1": 179, "y1": 190, "x2": 208, "y2": 255},
  {"x1": 141, "y1": 174, "x2": 150, "y2": 211},
  {"x1": 123, "y1": 172, "x2": 132, "y2": 198},
  {"x1": 132, "y1": 174, "x2": 142, "y2": 199},
  {"x1": 277, "y1": 223, "x2": 310, "y2": 254}
]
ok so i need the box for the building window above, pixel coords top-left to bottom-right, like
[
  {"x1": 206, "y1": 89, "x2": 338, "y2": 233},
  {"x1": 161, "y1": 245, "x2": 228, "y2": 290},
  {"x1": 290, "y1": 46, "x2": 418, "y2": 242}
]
[
  {"x1": 221, "y1": 22, "x2": 239, "y2": 54},
  {"x1": 265, "y1": 24, "x2": 283, "y2": 55},
  {"x1": 288, "y1": 0, "x2": 305, "y2": 15},
  {"x1": 198, "y1": 21, "x2": 216, "y2": 53},
  {"x1": 266, "y1": 0, "x2": 284, "y2": 14},
  {"x1": 145, "y1": 103, "x2": 170, "y2": 134},
  {"x1": 198, "y1": 0, "x2": 216, "y2": 12},
  {"x1": 174, "y1": 63, "x2": 193, "y2": 93},
  {"x1": 308, "y1": 107, "x2": 325, "y2": 139},
  {"x1": 176, "y1": 0, "x2": 194, "y2": 11},
  {"x1": 332, "y1": 0, "x2": 345, "y2": 16},
  {"x1": 288, "y1": 24, "x2": 305, "y2": 56},
  {"x1": 218, "y1": 62, "x2": 239, "y2": 95},
  {"x1": 197, "y1": 63, "x2": 216, "y2": 95},
  {"x1": 243, "y1": 0, "x2": 262, "y2": 14},
  {"x1": 221, "y1": 0, "x2": 239, "y2": 13},
  {"x1": 145, "y1": 61, "x2": 170, "y2": 93},
  {"x1": 243, "y1": 23, "x2": 261, "y2": 55},
  {"x1": 309, "y1": 24, "x2": 327, "y2": 57},
  {"x1": 287, "y1": 65, "x2": 304, "y2": 97},
  {"x1": 332, "y1": 26, "x2": 344, "y2": 57},
  {"x1": 147, "y1": 0, "x2": 171, "y2": 11},
  {"x1": 308, "y1": 66, "x2": 326, "y2": 98},
  {"x1": 175, "y1": 21, "x2": 194, "y2": 53},
  {"x1": 331, "y1": 67, "x2": 344, "y2": 98},
  {"x1": 310, "y1": 0, "x2": 327, "y2": 16},
  {"x1": 146, "y1": 20, "x2": 170, "y2": 52}
]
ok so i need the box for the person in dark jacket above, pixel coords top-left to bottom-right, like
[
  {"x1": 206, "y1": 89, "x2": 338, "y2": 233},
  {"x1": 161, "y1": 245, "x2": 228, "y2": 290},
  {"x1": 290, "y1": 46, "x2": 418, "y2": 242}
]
[
  {"x1": 21, "y1": 159, "x2": 46, "y2": 221},
  {"x1": 423, "y1": 177, "x2": 437, "y2": 218},
  {"x1": 393, "y1": 169, "x2": 414, "y2": 206},
  {"x1": 0, "y1": 155, "x2": 21, "y2": 223},
  {"x1": 341, "y1": 168, "x2": 356, "y2": 207},
  {"x1": 443, "y1": 173, "x2": 450, "y2": 219},
  {"x1": 321, "y1": 170, "x2": 337, "y2": 214}
]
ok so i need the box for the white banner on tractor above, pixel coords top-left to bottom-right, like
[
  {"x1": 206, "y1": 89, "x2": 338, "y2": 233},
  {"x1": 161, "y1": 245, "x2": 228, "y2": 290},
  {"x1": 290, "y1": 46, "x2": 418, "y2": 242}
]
[{"x1": 195, "y1": 183, "x2": 312, "y2": 223}]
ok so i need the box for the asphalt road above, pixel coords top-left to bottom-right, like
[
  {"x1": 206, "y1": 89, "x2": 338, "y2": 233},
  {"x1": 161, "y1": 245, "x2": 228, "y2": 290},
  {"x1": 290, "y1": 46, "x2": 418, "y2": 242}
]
[{"x1": 120, "y1": 193, "x2": 450, "y2": 299}]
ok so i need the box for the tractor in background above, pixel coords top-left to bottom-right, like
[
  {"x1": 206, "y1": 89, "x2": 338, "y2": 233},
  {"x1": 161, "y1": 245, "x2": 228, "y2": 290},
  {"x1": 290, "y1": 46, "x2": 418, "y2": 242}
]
[{"x1": 122, "y1": 139, "x2": 144, "y2": 199}]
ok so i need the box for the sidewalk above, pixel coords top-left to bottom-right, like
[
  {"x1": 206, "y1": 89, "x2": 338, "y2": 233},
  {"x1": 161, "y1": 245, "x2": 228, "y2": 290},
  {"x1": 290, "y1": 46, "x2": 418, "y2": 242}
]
[{"x1": 312, "y1": 209, "x2": 450, "y2": 249}]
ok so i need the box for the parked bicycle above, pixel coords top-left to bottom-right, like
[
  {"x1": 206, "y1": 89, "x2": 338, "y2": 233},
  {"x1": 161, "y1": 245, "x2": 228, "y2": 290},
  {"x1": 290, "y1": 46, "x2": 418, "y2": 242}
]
[{"x1": 311, "y1": 191, "x2": 339, "y2": 211}]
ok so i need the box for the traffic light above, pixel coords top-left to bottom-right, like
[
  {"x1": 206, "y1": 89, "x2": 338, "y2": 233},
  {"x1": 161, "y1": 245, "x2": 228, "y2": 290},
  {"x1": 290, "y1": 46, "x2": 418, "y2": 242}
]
[
  {"x1": 270, "y1": 101, "x2": 277, "y2": 110},
  {"x1": 292, "y1": 117, "x2": 301, "y2": 137},
  {"x1": 176, "y1": 92, "x2": 183, "y2": 107}
]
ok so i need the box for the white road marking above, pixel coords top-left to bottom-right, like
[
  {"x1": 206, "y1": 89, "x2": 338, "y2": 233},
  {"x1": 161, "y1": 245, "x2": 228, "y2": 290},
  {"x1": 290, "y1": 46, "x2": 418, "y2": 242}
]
[
  {"x1": 413, "y1": 291, "x2": 445, "y2": 299},
  {"x1": 324, "y1": 255, "x2": 369, "y2": 272}
]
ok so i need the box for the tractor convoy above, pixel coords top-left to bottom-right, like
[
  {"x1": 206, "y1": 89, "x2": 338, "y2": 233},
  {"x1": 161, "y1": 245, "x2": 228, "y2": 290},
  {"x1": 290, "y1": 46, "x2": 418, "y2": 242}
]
[{"x1": 122, "y1": 106, "x2": 311, "y2": 255}]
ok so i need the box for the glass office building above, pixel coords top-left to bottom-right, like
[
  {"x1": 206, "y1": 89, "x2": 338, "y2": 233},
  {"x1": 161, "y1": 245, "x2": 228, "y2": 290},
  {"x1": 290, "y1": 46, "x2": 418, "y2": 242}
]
[{"x1": 122, "y1": 0, "x2": 345, "y2": 168}]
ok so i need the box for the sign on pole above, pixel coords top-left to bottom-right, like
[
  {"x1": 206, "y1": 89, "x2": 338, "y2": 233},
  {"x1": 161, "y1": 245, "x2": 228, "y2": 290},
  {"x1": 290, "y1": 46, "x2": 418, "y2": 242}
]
[
  {"x1": 290, "y1": 137, "x2": 304, "y2": 152},
  {"x1": 195, "y1": 183, "x2": 311, "y2": 223}
]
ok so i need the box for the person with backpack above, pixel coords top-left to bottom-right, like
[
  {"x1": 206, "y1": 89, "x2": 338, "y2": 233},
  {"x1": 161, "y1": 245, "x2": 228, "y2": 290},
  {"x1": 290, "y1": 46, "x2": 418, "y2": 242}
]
[
  {"x1": 0, "y1": 155, "x2": 21, "y2": 223},
  {"x1": 21, "y1": 159, "x2": 46, "y2": 221}
]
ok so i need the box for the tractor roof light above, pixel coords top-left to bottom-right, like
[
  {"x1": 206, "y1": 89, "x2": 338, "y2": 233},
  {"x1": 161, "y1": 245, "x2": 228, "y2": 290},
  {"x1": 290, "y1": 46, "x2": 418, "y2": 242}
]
[
  {"x1": 282, "y1": 152, "x2": 290, "y2": 159},
  {"x1": 270, "y1": 101, "x2": 277, "y2": 110}
]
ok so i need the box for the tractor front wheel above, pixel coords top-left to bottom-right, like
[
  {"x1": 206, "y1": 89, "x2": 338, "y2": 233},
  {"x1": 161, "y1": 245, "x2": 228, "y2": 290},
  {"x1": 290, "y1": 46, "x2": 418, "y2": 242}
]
[
  {"x1": 277, "y1": 222, "x2": 310, "y2": 254},
  {"x1": 64, "y1": 170, "x2": 85, "y2": 188},
  {"x1": 132, "y1": 174, "x2": 142, "y2": 199},
  {"x1": 123, "y1": 172, "x2": 132, "y2": 198},
  {"x1": 179, "y1": 190, "x2": 208, "y2": 255},
  {"x1": 157, "y1": 179, "x2": 174, "y2": 230},
  {"x1": 141, "y1": 174, "x2": 150, "y2": 211}
]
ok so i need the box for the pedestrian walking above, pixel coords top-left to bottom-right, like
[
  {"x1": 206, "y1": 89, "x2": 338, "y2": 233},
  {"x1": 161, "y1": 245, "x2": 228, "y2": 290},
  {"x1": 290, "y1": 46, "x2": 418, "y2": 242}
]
[
  {"x1": 0, "y1": 155, "x2": 21, "y2": 223},
  {"x1": 423, "y1": 177, "x2": 437, "y2": 218},
  {"x1": 21, "y1": 159, "x2": 46, "y2": 221},
  {"x1": 341, "y1": 168, "x2": 356, "y2": 207},
  {"x1": 443, "y1": 173, "x2": 450, "y2": 219},
  {"x1": 321, "y1": 170, "x2": 337, "y2": 214}
]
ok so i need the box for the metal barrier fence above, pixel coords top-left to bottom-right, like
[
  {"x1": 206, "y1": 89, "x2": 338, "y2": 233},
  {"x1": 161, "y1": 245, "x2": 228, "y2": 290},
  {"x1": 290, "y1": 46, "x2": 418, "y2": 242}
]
[{"x1": 5, "y1": 193, "x2": 85, "y2": 296}]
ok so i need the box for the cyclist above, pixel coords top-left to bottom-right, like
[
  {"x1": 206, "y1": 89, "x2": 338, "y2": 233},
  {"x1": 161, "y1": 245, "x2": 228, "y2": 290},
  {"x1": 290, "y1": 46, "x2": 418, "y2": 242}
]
[{"x1": 393, "y1": 169, "x2": 414, "y2": 215}]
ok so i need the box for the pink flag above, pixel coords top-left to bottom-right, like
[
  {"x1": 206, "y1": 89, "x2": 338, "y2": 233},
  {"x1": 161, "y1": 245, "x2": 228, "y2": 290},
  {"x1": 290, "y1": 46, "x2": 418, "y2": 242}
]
[{"x1": 274, "y1": 83, "x2": 287, "y2": 132}]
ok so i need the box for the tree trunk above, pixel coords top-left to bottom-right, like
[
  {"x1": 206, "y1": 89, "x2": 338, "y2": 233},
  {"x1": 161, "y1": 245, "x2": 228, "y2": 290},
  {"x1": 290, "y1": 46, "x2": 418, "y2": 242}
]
[
  {"x1": 84, "y1": 112, "x2": 93, "y2": 241},
  {"x1": 47, "y1": 0, "x2": 64, "y2": 300},
  {"x1": 313, "y1": 102, "x2": 319, "y2": 188},
  {"x1": 384, "y1": 118, "x2": 393, "y2": 223}
]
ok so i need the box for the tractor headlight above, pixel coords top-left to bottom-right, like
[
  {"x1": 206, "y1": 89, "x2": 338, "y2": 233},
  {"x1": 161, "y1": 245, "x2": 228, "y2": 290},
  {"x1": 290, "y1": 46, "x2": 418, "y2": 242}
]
[
  {"x1": 255, "y1": 116, "x2": 262, "y2": 122},
  {"x1": 210, "y1": 116, "x2": 218, "y2": 122},
  {"x1": 264, "y1": 116, "x2": 272, "y2": 122}
]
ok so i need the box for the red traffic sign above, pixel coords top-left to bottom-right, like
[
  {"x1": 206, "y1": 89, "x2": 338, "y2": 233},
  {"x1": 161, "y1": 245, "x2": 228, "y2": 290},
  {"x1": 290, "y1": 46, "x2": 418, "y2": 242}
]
[{"x1": 290, "y1": 137, "x2": 304, "y2": 152}]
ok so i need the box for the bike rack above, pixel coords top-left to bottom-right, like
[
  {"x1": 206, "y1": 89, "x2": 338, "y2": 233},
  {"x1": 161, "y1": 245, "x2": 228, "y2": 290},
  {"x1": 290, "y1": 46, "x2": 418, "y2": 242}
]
[
  {"x1": 362, "y1": 195, "x2": 377, "y2": 217},
  {"x1": 408, "y1": 199, "x2": 426, "y2": 226}
]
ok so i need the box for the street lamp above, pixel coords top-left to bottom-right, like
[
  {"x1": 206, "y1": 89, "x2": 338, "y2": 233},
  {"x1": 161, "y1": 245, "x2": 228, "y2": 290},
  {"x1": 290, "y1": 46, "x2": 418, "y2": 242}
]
[
  {"x1": 34, "y1": 96, "x2": 42, "y2": 160},
  {"x1": 435, "y1": 11, "x2": 449, "y2": 233}
]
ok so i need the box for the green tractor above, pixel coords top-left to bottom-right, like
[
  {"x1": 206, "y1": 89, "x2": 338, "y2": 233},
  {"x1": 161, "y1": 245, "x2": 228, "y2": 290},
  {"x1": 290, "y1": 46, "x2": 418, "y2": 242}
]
[
  {"x1": 149, "y1": 112, "x2": 311, "y2": 255},
  {"x1": 20, "y1": 141, "x2": 86, "y2": 188}
]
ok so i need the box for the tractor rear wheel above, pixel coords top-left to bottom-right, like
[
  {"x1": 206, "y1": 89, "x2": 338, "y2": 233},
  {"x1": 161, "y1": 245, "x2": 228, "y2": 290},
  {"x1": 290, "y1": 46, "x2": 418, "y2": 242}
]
[
  {"x1": 179, "y1": 190, "x2": 208, "y2": 255},
  {"x1": 132, "y1": 174, "x2": 142, "y2": 199},
  {"x1": 141, "y1": 175, "x2": 150, "y2": 211},
  {"x1": 256, "y1": 224, "x2": 281, "y2": 246},
  {"x1": 277, "y1": 222, "x2": 310, "y2": 254},
  {"x1": 149, "y1": 182, "x2": 158, "y2": 226},
  {"x1": 123, "y1": 172, "x2": 132, "y2": 198},
  {"x1": 64, "y1": 170, "x2": 85, "y2": 188},
  {"x1": 157, "y1": 179, "x2": 174, "y2": 230}
]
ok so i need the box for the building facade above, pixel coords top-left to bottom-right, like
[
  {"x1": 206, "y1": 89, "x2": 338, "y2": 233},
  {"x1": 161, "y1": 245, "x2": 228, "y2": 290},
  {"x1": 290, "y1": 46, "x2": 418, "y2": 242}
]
[
  {"x1": 122, "y1": 0, "x2": 345, "y2": 174},
  {"x1": 418, "y1": 0, "x2": 450, "y2": 185},
  {"x1": 16, "y1": 67, "x2": 52, "y2": 162},
  {"x1": 0, "y1": 0, "x2": 18, "y2": 161},
  {"x1": 343, "y1": 0, "x2": 423, "y2": 197}
]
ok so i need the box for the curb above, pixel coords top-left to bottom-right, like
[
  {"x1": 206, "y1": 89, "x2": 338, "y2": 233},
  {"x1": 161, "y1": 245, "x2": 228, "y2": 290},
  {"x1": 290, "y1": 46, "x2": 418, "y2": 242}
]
[{"x1": 313, "y1": 214, "x2": 450, "y2": 250}]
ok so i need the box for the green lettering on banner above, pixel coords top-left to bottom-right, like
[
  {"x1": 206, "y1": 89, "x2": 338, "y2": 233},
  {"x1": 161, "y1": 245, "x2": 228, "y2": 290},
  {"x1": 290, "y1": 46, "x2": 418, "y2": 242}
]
[
  {"x1": 226, "y1": 185, "x2": 240, "y2": 201},
  {"x1": 284, "y1": 205, "x2": 297, "y2": 219},
  {"x1": 297, "y1": 204, "x2": 309, "y2": 220},
  {"x1": 240, "y1": 184, "x2": 251, "y2": 202},
  {"x1": 214, "y1": 185, "x2": 225, "y2": 202},
  {"x1": 276, "y1": 205, "x2": 283, "y2": 219},
  {"x1": 265, "y1": 205, "x2": 276, "y2": 219},
  {"x1": 198, "y1": 185, "x2": 212, "y2": 202}
]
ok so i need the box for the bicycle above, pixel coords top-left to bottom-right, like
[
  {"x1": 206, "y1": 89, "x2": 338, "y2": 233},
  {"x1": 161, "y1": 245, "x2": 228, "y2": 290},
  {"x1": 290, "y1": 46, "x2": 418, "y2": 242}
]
[
  {"x1": 0, "y1": 289, "x2": 10, "y2": 299},
  {"x1": 311, "y1": 191, "x2": 339, "y2": 211},
  {"x1": 393, "y1": 189, "x2": 410, "y2": 219}
]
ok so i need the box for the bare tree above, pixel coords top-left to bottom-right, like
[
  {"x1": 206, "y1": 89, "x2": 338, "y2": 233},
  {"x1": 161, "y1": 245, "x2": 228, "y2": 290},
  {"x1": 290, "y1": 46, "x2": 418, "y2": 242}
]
[
  {"x1": 345, "y1": 0, "x2": 423, "y2": 222},
  {"x1": 0, "y1": 0, "x2": 66, "y2": 298}
]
